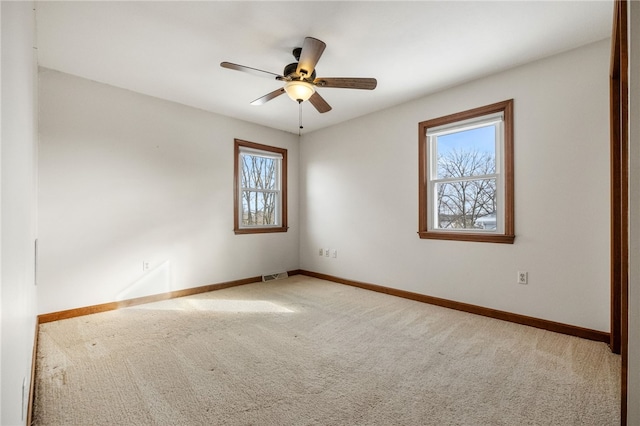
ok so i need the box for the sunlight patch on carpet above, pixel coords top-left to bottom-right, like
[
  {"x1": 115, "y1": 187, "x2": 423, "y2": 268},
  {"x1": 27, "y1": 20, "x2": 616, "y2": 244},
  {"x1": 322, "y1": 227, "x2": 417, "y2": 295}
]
[{"x1": 129, "y1": 298, "x2": 295, "y2": 313}]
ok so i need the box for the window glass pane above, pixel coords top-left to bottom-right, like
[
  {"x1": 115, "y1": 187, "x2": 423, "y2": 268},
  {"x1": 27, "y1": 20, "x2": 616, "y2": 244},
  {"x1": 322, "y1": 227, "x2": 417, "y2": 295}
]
[
  {"x1": 241, "y1": 190, "x2": 278, "y2": 226},
  {"x1": 241, "y1": 154, "x2": 277, "y2": 190},
  {"x1": 435, "y1": 178, "x2": 496, "y2": 230},
  {"x1": 436, "y1": 125, "x2": 496, "y2": 179}
]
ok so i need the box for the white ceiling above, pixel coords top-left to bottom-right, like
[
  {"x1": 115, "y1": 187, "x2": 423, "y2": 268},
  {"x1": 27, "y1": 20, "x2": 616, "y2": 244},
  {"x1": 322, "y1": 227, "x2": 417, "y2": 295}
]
[{"x1": 36, "y1": 1, "x2": 613, "y2": 135}]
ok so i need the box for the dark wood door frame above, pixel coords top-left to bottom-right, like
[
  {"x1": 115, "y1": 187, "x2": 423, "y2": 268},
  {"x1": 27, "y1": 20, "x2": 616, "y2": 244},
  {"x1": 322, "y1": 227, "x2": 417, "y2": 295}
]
[{"x1": 610, "y1": 0, "x2": 628, "y2": 424}]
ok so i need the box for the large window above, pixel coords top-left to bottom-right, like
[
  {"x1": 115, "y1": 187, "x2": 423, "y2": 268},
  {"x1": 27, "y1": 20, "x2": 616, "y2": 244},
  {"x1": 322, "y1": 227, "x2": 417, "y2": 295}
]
[
  {"x1": 234, "y1": 139, "x2": 288, "y2": 234},
  {"x1": 418, "y1": 100, "x2": 514, "y2": 243}
]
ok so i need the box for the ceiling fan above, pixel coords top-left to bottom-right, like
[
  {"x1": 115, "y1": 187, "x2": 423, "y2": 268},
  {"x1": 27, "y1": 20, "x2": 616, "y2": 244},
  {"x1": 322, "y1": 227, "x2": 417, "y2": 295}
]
[{"x1": 220, "y1": 37, "x2": 377, "y2": 115}]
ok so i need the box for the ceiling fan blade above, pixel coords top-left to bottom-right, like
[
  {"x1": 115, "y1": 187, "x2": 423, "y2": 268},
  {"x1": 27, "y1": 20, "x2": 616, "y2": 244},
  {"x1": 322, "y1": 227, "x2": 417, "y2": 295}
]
[
  {"x1": 308, "y1": 91, "x2": 332, "y2": 113},
  {"x1": 296, "y1": 37, "x2": 326, "y2": 78},
  {"x1": 314, "y1": 77, "x2": 377, "y2": 90},
  {"x1": 220, "y1": 62, "x2": 284, "y2": 80},
  {"x1": 250, "y1": 88, "x2": 286, "y2": 105}
]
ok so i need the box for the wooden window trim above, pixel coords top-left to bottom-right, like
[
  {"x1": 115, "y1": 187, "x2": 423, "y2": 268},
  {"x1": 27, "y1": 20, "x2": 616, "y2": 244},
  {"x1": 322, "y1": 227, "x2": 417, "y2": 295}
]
[
  {"x1": 609, "y1": 0, "x2": 628, "y2": 423},
  {"x1": 418, "y1": 99, "x2": 514, "y2": 244},
  {"x1": 233, "y1": 139, "x2": 288, "y2": 235}
]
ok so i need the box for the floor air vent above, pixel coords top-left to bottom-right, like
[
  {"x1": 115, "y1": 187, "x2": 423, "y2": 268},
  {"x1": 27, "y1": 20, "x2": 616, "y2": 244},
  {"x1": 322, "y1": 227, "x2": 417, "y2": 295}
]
[{"x1": 262, "y1": 272, "x2": 288, "y2": 282}]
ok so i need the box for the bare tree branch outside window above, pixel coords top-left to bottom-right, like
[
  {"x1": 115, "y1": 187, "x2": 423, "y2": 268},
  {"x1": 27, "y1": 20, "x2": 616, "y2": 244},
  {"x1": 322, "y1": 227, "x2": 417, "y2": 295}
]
[
  {"x1": 436, "y1": 148, "x2": 497, "y2": 230},
  {"x1": 241, "y1": 154, "x2": 278, "y2": 226}
]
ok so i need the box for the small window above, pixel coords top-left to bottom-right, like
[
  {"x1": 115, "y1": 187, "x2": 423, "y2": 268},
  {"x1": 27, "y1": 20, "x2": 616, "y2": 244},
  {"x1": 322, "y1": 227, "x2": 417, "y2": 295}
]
[
  {"x1": 234, "y1": 139, "x2": 288, "y2": 234},
  {"x1": 418, "y1": 100, "x2": 514, "y2": 243}
]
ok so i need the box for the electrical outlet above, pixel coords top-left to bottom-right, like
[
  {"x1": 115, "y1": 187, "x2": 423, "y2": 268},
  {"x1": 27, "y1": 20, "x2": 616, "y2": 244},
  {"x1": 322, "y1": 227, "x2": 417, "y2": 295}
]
[
  {"x1": 143, "y1": 261, "x2": 150, "y2": 271},
  {"x1": 324, "y1": 248, "x2": 330, "y2": 257},
  {"x1": 517, "y1": 271, "x2": 528, "y2": 284},
  {"x1": 331, "y1": 249, "x2": 337, "y2": 258},
  {"x1": 318, "y1": 248, "x2": 323, "y2": 256}
]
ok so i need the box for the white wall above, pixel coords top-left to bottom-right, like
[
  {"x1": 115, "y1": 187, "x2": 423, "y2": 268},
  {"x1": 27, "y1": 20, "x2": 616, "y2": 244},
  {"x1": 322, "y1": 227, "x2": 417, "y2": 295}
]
[
  {"x1": 1, "y1": 2, "x2": 39, "y2": 425},
  {"x1": 38, "y1": 69, "x2": 299, "y2": 314},
  {"x1": 28, "y1": 14, "x2": 633, "y2": 424},
  {"x1": 627, "y1": 1, "x2": 639, "y2": 423},
  {"x1": 300, "y1": 39, "x2": 611, "y2": 332}
]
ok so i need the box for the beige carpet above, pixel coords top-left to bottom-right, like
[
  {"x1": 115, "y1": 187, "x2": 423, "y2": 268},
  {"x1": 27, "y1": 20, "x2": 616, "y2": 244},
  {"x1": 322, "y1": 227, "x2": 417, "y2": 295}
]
[{"x1": 33, "y1": 275, "x2": 620, "y2": 425}]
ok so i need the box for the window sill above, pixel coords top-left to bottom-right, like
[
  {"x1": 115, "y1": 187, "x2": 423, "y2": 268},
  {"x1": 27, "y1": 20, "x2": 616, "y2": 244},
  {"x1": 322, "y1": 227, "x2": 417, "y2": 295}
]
[
  {"x1": 234, "y1": 226, "x2": 288, "y2": 235},
  {"x1": 418, "y1": 231, "x2": 515, "y2": 244}
]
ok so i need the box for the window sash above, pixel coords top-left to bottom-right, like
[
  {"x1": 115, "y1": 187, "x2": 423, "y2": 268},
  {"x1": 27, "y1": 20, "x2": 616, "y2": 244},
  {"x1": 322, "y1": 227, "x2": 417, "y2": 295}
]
[
  {"x1": 428, "y1": 120, "x2": 503, "y2": 180},
  {"x1": 426, "y1": 113, "x2": 505, "y2": 234},
  {"x1": 431, "y1": 177, "x2": 499, "y2": 233},
  {"x1": 238, "y1": 153, "x2": 282, "y2": 228},
  {"x1": 240, "y1": 190, "x2": 280, "y2": 227},
  {"x1": 239, "y1": 152, "x2": 281, "y2": 192},
  {"x1": 431, "y1": 173, "x2": 498, "y2": 185}
]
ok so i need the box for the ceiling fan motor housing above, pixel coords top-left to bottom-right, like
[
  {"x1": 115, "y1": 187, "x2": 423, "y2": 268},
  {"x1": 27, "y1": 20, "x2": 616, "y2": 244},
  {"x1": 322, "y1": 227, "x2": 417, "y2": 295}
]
[{"x1": 284, "y1": 62, "x2": 316, "y2": 81}]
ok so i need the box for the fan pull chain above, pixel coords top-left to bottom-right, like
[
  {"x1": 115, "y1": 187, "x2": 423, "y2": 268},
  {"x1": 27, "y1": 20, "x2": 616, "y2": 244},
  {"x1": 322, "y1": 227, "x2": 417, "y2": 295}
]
[{"x1": 298, "y1": 100, "x2": 304, "y2": 136}]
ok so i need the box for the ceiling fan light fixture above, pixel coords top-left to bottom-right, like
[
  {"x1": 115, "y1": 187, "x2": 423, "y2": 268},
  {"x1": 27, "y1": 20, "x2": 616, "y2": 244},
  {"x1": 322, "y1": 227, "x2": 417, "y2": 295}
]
[{"x1": 284, "y1": 80, "x2": 315, "y2": 102}]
